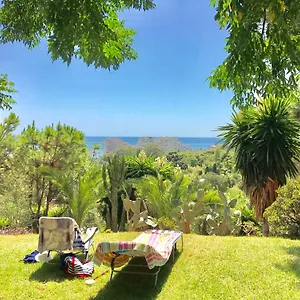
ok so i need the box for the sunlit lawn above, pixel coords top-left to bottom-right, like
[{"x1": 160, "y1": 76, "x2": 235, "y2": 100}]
[{"x1": 1, "y1": 232, "x2": 300, "y2": 299}]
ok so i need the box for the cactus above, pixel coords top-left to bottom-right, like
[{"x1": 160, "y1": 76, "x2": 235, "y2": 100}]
[
  {"x1": 205, "y1": 191, "x2": 239, "y2": 236},
  {"x1": 102, "y1": 155, "x2": 126, "y2": 232},
  {"x1": 176, "y1": 189, "x2": 205, "y2": 234},
  {"x1": 123, "y1": 198, "x2": 157, "y2": 231}
]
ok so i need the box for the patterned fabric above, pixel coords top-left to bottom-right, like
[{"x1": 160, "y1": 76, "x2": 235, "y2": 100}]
[
  {"x1": 93, "y1": 230, "x2": 183, "y2": 270},
  {"x1": 73, "y1": 229, "x2": 85, "y2": 251},
  {"x1": 64, "y1": 256, "x2": 94, "y2": 278},
  {"x1": 38, "y1": 217, "x2": 83, "y2": 253}
]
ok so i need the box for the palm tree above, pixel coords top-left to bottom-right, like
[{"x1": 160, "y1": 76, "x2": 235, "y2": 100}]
[
  {"x1": 219, "y1": 96, "x2": 300, "y2": 236},
  {"x1": 42, "y1": 166, "x2": 105, "y2": 227},
  {"x1": 134, "y1": 172, "x2": 190, "y2": 219}
]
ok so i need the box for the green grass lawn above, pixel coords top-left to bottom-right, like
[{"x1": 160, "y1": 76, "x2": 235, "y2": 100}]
[{"x1": 1, "y1": 232, "x2": 300, "y2": 300}]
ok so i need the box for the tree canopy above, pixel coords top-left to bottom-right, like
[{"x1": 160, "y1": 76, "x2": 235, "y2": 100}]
[
  {"x1": 0, "y1": 0, "x2": 155, "y2": 69},
  {"x1": 0, "y1": 74, "x2": 16, "y2": 110},
  {"x1": 209, "y1": 0, "x2": 300, "y2": 108}
]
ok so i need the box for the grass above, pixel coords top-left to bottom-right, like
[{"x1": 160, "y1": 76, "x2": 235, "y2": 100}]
[{"x1": 1, "y1": 232, "x2": 300, "y2": 300}]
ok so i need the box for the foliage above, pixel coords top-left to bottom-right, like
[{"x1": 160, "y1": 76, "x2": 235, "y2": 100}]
[
  {"x1": 0, "y1": 0, "x2": 155, "y2": 69},
  {"x1": 134, "y1": 170, "x2": 191, "y2": 219},
  {"x1": 166, "y1": 152, "x2": 188, "y2": 170},
  {"x1": 202, "y1": 172, "x2": 231, "y2": 192},
  {"x1": 143, "y1": 142, "x2": 164, "y2": 158},
  {"x1": 0, "y1": 217, "x2": 9, "y2": 228},
  {"x1": 264, "y1": 177, "x2": 300, "y2": 239},
  {"x1": 0, "y1": 112, "x2": 19, "y2": 187},
  {"x1": 102, "y1": 155, "x2": 127, "y2": 232},
  {"x1": 291, "y1": 100, "x2": 300, "y2": 122},
  {"x1": 219, "y1": 96, "x2": 300, "y2": 229},
  {"x1": 81, "y1": 205, "x2": 106, "y2": 231},
  {"x1": 47, "y1": 205, "x2": 66, "y2": 218},
  {"x1": 0, "y1": 170, "x2": 31, "y2": 228},
  {"x1": 114, "y1": 146, "x2": 141, "y2": 157},
  {"x1": 0, "y1": 74, "x2": 17, "y2": 110},
  {"x1": 18, "y1": 122, "x2": 89, "y2": 227},
  {"x1": 157, "y1": 216, "x2": 178, "y2": 230},
  {"x1": 42, "y1": 165, "x2": 105, "y2": 227},
  {"x1": 210, "y1": 0, "x2": 300, "y2": 108},
  {"x1": 125, "y1": 151, "x2": 157, "y2": 179},
  {"x1": 125, "y1": 151, "x2": 174, "y2": 180}
]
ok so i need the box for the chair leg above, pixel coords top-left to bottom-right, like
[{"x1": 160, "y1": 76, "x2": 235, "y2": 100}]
[{"x1": 110, "y1": 269, "x2": 114, "y2": 281}]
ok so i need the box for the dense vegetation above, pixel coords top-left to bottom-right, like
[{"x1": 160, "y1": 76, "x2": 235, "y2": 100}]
[{"x1": 0, "y1": 1, "x2": 300, "y2": 240}]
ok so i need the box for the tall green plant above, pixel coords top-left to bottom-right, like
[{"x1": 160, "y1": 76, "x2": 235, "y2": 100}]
[
  {"x1": 42, "y1": 166, "x2": 104, "y2": 227},
  {"x1": 19, "y1": 122, "x2": 88, "y2": 226},
  {"x1": 102, "y1": 155, "x2": 127, "y2": 232},
  {"x1": 135, "y1": 171, "x2": 190, "y2": 219},
  {"x1": 219, "y1": 96, "x2": 300, "y2": 236}
]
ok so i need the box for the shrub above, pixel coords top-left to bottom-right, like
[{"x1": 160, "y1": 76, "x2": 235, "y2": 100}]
[
  {"x1": 48, "y1": 205, "x2": 66, "y2": 217},
  {"x1": 0, "y1": 217, "x2": 9, "y2": 228},
  {"x1": 157, "y1": 217, "x2": 178, "y2": 230},
  {"x1": 264, "y1": 177, "x2": 300, "y2": 239},
  {"x1": 81, "y1": 206, "x2": 106, "y2": 231}
]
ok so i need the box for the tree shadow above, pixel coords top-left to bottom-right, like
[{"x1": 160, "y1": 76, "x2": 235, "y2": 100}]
[
  {"x1": 29, "y1": 254, "x2": 73, "y2": 283},
  {"x1": 90, "y1": 250, "x2": 182, "y2": 300},
  {"x1": 275, "y1": 246, "x2": 300, "y2": 278}
]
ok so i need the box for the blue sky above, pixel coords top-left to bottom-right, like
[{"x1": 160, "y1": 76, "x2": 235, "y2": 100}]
[{"x1": 0, "y1": 0, "x2": 232, "y2": 137}]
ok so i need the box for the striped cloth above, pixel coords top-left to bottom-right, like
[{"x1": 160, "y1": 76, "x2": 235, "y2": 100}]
[
  {"x1": 64, "y1": 256, "x2": 94, "y2": 278},
  {"x1": 93, "y1": 230, "x2": 182, "y2": 270}
]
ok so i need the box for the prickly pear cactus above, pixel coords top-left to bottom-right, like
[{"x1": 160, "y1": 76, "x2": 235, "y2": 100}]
[
  {"x1": 178, "y1": 189, "x2": 205, "y2": 234},
  {"x1": 123, "y1": 198, "x2": 157, "y2": 231}
]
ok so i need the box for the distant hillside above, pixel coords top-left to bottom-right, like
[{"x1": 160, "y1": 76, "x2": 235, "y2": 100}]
[
  {"x1": 103, "y1": 136, "x2": 192, "y2": 153},
  {"x1": 104, "y1": 138, "x2": 133, "y2": 153}
]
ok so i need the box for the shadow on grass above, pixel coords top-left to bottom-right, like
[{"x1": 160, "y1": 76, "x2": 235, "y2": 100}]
[
  {"x1": 29, "y1": 254, "x2": 72, "y2": 283},
  {"x1": 90, "y1": 250, "x2": 182, "y2": 300},
  {"x1": 275, "y1": 246, "x2": 300, "y2": 278}
]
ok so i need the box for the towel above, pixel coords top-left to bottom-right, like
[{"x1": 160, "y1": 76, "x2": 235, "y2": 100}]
[
  {"x1": 38, "y1": 217, "x2": 80, "y2": 253},
  {"x1": 93, "y1": 230, "x2": 182, "y2": 269}
]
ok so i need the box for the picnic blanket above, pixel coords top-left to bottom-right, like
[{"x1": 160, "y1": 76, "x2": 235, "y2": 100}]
[
  {"x1": 93, "y1": 230, "x2": 182, "y2": 270},
  {"x1": 38, "y1": 217, "x2": 83, "y2": 253}
]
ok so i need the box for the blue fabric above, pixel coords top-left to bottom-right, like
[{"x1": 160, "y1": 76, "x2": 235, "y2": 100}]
[
  {"x1": 73, "y1": 229, "x2": 84, "y2": 250},
  {"x1": 23, "y1": 250, "x2": 39, "y2": 263}
]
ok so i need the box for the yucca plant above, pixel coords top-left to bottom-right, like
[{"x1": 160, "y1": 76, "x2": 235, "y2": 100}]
[{"x1": 219, "y1": 96, "x2": 300, "y2": 236}]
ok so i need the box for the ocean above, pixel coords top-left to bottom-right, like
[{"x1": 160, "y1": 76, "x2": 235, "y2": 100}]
[{"x1": 86, "y1": 136, "x2": 220, "y2": 153}]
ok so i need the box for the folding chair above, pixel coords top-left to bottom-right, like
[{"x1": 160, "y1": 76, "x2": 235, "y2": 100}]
[{"x1": 38, "y1": 217, "x2": 98, "y2": 260}]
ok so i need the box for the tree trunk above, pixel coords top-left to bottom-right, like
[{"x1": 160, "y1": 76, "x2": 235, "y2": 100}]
[
  {"x1": 183, "y1": 221, "x2": 191, "y2": 234},
  {"x1": 119, "y1": 208, "x2": 126, "y2": 232},
  {"x1": 263, "y1": 217, "x2": 269, "y2": 237},
  {"x1": 44, "y1": 182, "x2": 53, "y2": 216},
  {"x1": 105, "y1": 206, "x2": 112, "y2": 230},
  {"x1": 111, "y1": 189, "x2": 118, "y2": 232}
]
